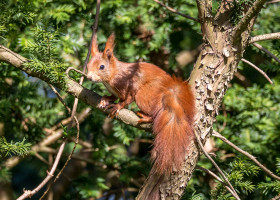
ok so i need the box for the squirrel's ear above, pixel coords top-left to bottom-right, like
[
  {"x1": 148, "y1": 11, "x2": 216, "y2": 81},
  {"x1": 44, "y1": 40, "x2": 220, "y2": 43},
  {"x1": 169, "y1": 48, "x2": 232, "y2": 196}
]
[
  {"x1": 91, "y1": 34, "x2": 99, "y2": 56},
  {"x1": 103, "y1": 33, "x2": 115, "y2": 60}
]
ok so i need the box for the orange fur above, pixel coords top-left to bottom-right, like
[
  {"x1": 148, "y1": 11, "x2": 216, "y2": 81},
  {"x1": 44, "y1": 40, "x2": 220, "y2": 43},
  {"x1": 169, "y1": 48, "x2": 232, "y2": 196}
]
[{"x1": 87, "y1": 34, "x2": 195, "y2": 175}]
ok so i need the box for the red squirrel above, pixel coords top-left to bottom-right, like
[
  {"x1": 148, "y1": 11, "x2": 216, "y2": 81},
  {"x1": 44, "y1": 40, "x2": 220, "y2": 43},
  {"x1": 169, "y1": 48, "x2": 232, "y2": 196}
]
[{"x1": 87, "y1": 33, "x2": 195, "y2": 175}]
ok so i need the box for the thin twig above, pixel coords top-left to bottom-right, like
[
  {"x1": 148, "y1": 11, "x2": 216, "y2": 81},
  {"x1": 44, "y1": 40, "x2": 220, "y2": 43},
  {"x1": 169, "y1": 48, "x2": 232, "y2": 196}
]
[
  {"x1": 212, "y1": 130, "x2": 280, "y2": 181},
  {"x1": 39, "y1": 0, "x2": 101, "y2": 198},
  {"x1": 43, "y1": 85, "x2": 80, "y2": 179},
  {"x1": 49, "y1": 84, "x2": 71, "y2": 113},
  {"x1": 17, "y1": 140, "x2": 66, "y2": 200},
  {"x1": 34, "y1": 152, "x2": 50, "y2": 166},
  {"x1": 17, "y1": 84, "x2": 81, "y2": 200},
  {"x1": 153, "y1": 0, "x2": 199, "y2": 22},
  {"x1": 17, "y1": 0, "x2": 101, "y2": 199},
  {"x1": 252, "y1": 43, "x2": 280, "y2": 65},
  {"x1": 267, "y1": 0, "x2": 280, "y2": 4},
  {"x1": 241, "y1": 58, "x2": 273, "y2": 84},
  {"x1": 194, "y1": 131, "x2": 240, "y2": 200},
  {"x1": 66, "y1": 67, "x2": 87, "y2": 80},
  {"x1": 196, "y1": 166, "x2": 240, "y2": 199},
  {"x1": 233, "y1": 0, "x2": 267, "y2": 39},
  {"x1": 250, "y1": 32, "x2": 280, "y2": 43}
]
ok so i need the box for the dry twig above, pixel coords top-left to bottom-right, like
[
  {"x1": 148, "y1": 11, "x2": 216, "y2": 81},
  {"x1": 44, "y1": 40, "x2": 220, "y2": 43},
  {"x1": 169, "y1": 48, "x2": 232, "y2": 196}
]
[
  {"x1": 17, "y1": 1, "x2": 101, "y2": 199},
  {"x1": 241, "y1": 58, "x2": 273, "y2": 84},
  {"x1": 252, "y1": 43, "x2": 280, "y2": 65},
  {"x1": 196, "y1": 166, "x2": 238, "y2": 198},
  {"x1": 153, "y1": 0, "x2": 199, "y2": 22}
]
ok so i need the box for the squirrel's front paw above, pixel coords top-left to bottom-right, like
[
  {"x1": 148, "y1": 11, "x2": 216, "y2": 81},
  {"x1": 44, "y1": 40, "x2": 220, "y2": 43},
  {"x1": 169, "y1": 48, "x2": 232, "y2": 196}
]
[
  {"x1": 97, "y1": 99, "x2": 110, "y2": 109},
  {"x1": 97, "y1": 96, "x2": 116, "y2": 109}
]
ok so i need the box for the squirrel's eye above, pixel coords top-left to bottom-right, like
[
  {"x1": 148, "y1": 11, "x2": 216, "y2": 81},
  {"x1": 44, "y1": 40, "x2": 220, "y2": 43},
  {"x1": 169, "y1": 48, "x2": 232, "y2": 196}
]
[{"x1": 99, "y1": 65, "x2": 105, "y2": 70}]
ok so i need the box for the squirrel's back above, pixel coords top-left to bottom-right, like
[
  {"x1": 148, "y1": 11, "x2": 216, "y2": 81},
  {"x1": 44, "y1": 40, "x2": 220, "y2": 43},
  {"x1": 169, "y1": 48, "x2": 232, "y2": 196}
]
[{"x1": 135, "y1": 64, "x2": 195, "y2": 174}]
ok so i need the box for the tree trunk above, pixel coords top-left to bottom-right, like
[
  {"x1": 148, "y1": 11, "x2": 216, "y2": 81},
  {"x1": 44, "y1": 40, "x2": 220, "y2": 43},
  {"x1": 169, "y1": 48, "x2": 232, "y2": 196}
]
[{"x1": 137, "y1": 0, "x2": 266, "y2": 199}]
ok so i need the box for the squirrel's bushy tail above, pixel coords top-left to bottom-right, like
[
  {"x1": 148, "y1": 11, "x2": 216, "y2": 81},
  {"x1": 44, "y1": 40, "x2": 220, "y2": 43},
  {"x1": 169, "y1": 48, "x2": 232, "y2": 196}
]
[{"x1": 151, "y1": 76, "x2": 195, "y2": 175}]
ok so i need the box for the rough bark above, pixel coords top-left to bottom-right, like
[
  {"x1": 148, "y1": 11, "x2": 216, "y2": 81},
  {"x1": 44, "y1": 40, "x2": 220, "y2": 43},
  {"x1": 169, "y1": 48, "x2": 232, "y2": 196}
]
[{"x1": 137, "y1": 0, "x2": 267, "y2": 199}]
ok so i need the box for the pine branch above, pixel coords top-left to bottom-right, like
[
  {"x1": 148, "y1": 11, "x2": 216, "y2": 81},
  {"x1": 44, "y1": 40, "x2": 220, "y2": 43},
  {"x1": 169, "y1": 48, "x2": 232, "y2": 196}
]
[
  {"x1": 4, "y1": 108, "x2": 91, "y2": 169},
  {"x1": 0, "y1": 137, "x2": 31, "y2": 158}
]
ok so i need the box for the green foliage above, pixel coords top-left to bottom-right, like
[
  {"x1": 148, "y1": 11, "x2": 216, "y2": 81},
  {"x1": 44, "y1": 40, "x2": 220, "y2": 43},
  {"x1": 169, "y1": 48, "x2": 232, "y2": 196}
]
[
  {"x1": 211, "y1": 159, "x2": 260, "y2": 199},
  {"x1": 75, "y1": 177, "x2": 109, "y2": 198},
  {"x1": 258, "y1": 179, "x2": 280, "y2": 195},
  {"x1": 113, "y1": 119, "x2": 143, "y2": 145},
  {"x1": 213, "y1": 82, "x2": 280, "y2": 199},
  {"x1": 0, "y1": 136, "x2": 31, "y2": 158},
  {"x1": 0, "y1": 168, "x2": 11, "y2": 183},
  {"x1": 23, "y1": 26, "x2": 69, "y2": 87},
  {"x1": 46, "y1": 4, "x2": 76, "y2": 24},
  {"x1": 189, "y1": 192, "x2": 205, "y2": 200},
  {"x1": 257, "y1": 159, "x2": 280, "y2": 195}
]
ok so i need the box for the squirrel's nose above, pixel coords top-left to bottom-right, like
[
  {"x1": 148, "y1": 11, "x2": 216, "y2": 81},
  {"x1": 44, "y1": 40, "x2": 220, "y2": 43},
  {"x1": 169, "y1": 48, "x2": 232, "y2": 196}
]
[{"x1": 87, "y1": 72, "x2": 92, "y2": 80}]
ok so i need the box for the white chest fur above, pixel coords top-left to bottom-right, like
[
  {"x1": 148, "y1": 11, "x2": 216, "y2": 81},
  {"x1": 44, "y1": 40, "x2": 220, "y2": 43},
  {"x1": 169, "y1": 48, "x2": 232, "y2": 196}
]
[{"x1": 103, "y1": 82, "x2": 119, "y2": 97}]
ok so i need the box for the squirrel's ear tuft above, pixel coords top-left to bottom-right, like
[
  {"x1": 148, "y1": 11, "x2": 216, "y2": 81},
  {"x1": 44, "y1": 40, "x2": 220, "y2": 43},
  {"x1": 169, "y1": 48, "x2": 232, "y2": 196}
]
[
  {"x1": 91, "y1": 34, "x2": 99, "y2": 56},
  {"x1": 105, "y1": 49, "x2": 113, "y2": 60},
  {"x1": 103, "y1": 33, "x2": 115, "y2": 60}
]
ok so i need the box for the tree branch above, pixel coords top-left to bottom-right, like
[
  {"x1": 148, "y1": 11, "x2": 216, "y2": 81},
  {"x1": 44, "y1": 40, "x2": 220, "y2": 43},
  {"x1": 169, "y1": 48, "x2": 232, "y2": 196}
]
[
  {"x1": 212, "y1": 131, "x2": 280, "y2": 181},
  {"x1": 193, "y1": 130, "x2": 240, "y2": 200},
  {"x1": 4, "y1": 108, "x2": 91, "y2": 169},
  {"x1": 252, "y1": 43, "x2": 280, "y2": 65},
  {"x1": 267, "y1": 0, "x2": 280, "y2": 4},
  {"x1": 17, "y1": 85, "x2": 81, "y2": 200},
  {"x1": 233, "y1": 0, "x2": 267, "y2": 39},
  {"x1": 17, "y1": 139, "x2": 66, "y2": 200},
  {"x1": 196, "y1": 0, "x2": 214, "y2": 44},
  {"x1": 196, "y1": 0, "x2": 213, "y2": 22},
  {"x1": 153, "y1": 0, "x2": 199, "y2": 22},
  {"x1": 0, "y1": 45, "x2": 151, "y2": 131},
  {"x1": 196, "y1": 166, "x2": 240, "y2": 199},
  {"x1": 249, "y1": 32, "x2": 280, "y2": 43},
  {"x1": 241, "y1": 58, "x2": 273, "y2": 84}
]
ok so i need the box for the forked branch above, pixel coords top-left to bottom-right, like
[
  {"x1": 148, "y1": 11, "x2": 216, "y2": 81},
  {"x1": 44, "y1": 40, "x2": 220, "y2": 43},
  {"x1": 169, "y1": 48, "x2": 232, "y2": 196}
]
[
  {"x1": 196, "y1": 166, "x2": 240, "y2": 199},
  {"x1": 233, "y1": 0, "x2": 268, "y2": 39},
  {"x1": 194, "y1": 131, "x2": 240, "y2": 200}
]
